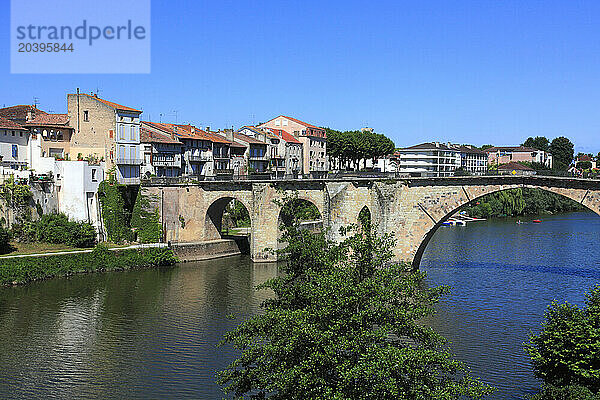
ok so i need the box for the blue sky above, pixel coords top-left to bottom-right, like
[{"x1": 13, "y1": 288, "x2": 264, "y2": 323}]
[{"x1": 1, "y1": 0, "x2": 599, "y2": 153}]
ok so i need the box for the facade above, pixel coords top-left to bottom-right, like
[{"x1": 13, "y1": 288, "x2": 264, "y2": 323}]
[
  {"x1": 0, "y1": 117, "x2": 30, "y2": 171},
  {"x1": 67, "y1": 93, "x2": 142, "y2": 184},
  {"x1": 54, "y1": 161, "x2": 105, "y2": 230},
  {"x1": 229, "y1": 130, "x2": 269, "y2": 173},
  {"x1": 485, "y1": 146, "x2": 553, "y2": 169},
  {"x1": 263, "y1": 128, "x2": 303, "y2": 178},
  {"x1": 452, "y1": 145, "x2": 488, "y2": 175},
  {"x1": 259, "y1": 115, "x2": 326, "y2": 176},
  {"x1": 140, "y1": 123, "x2": 183, "y2": 178},
  {"x1": 25, "y1": 114, "x2": 73, "y2": 160},
  {"x1": 396, "y1": 143, "x2": 461, "y2": 177}
]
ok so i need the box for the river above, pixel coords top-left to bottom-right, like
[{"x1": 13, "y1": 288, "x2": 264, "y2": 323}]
[{"x1": 0, "y1": 211, "x2": 598, "y2": 399}]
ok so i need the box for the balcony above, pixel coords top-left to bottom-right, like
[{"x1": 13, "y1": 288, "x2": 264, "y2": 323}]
[
  {"x1": 153, "y1": 158, "x2": 180, "y2": 167},
  {"x1": 116, "y1": 157, "x2": 143, "y2": 165},
  {"x1": 118, "y1": 177, "x2": 141, "y2": 184},
  {"x1": 189, "y1": 153, "x2": 211, "y2": 162}
]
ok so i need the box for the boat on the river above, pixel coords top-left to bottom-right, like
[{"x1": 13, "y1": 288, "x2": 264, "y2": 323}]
[{"x1": 533, "y1": 219, "x2": 542, "y2": 223}]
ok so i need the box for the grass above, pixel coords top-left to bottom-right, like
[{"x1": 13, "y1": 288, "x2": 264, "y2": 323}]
[{"x1": 0, "y1": 241, "x2": 132, "y2": 257}]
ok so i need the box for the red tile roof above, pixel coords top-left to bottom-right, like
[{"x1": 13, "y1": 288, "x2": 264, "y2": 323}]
[
  {"x1": 233, "y1": 131, "x2": 267, "y2": 145},
  {"x1": 25, "y1": 113, "x2": 71, "y2": 128},
  {"x1": 498, "y1": 161, "x2": 535, "y2": 171},
  {"x1": 576, "y1": 154, "x2": 593, "y2": 162},
  {"x1": 271, "y1": 115, "x2": 322, "y2": 130},
  {"x1": 485, "y1": 146, "x2": 539, "y2": 153},
  {"x1": 0, "y1": 105, "x2": 47, "y2": 123},
  {"x1": 0, "y1": 116, "x2": 27, "y2": 130},
  {"x1": 142, "y1": 121, "x2": 231, "y2": 144},
  {"x1": 265, "y1": 127, "x2": 301, "y2": 144},
  {"x1": 141, "y1": 127, "x2": 181, "y2": 144},
  {"x1": 69, "y1": 93, "x2": 142, "y2": 113}
]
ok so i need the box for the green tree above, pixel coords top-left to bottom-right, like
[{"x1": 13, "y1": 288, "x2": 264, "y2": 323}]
[
  {"x1": 480, "y1": 144, "x2": 494, "y2": 151},
  {"x1": 523, "y1": 136, "x2": 550, "y2": 152},
  {"x1": 577, "y1": 161, "x2": 593, "y2": 170},
  {"x1": 218, "y1": 194, "x2": 494, "y2": 399},
  {"x1": 549, "y1": 137, "x2": 575, "y2": 170},
  {"x1": 525, "y1": 285, "x2": 600, "y2": 394}
]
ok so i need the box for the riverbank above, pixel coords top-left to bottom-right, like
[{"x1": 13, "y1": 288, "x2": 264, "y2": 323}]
[{"x1": 0, "y1": 245, "x2": 177, "y2": 286}]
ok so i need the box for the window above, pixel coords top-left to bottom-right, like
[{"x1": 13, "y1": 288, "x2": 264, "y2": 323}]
[
  {"x1": 91, "y1": 169, "x2": 97, "y2": 182},
  {"x1": 19, "y1": 132, "x2": 23, "y2": 137},
  {"x1": 83, "y1": 110, "x2": 89, "y2": 121},
  {"x1": 119, "y1": 125, "x2": 125, "y2": 140},
  {"x1": 275, "y1": 120, "x2": 281, "y2": 126},
  {"x1": 12, "y1": 145, "x2": 18, "y2": 158},
  {"x1": 11, "y1": 131, "x2": 15, "y2": 136},
  {"x1": 282, "y1": 119, "x2": 288, "y2": 126}
]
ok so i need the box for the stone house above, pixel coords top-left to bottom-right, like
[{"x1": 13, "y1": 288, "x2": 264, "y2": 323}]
[{"x1": 67, "y1": 93, "x2": 142, "y2": 184}]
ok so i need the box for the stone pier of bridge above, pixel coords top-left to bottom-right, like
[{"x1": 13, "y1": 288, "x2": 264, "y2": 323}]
[{"x1": 143, "y1": 176, "x2": 600, "y2": 267}]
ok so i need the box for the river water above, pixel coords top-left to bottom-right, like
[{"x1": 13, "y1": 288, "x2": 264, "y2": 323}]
[{"x1": 0, "y1": 212, "x2": 598, "y2": 399}]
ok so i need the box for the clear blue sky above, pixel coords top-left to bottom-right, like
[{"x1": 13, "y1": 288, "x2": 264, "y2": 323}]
[{"x1": 2, "y1": 0, "x2": 599, "y2": 153}]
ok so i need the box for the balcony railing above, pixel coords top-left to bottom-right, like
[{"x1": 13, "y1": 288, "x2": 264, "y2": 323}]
[
  {"x1": 116, "y1": 158, "x2": 143, "y2": 165},
  {"x1": 189, "y1": 154, "x2": 211, "y2": 162},
  {"x1": 118, "y1": 177, "x2": 141, "y2": 184},
  {"x1": 153, "y1": 159, "x2": 180, "y2": 167}
]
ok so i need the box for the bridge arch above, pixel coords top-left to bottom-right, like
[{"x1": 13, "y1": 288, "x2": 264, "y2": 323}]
[
  {"x1": 204, "y1": 196, "x2": 253, "y2": 241},
  {"x1": 411, "y1": 185, "x2": 600, "y2": 269}
]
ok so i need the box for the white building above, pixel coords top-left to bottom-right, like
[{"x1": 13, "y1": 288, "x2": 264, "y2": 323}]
[
  {"x1": 54, "y1": 161, "x2": 105, "y2": 231},
  {"x1": 0, "y1": 116, "x2": 30, "y2": 171},
  {"x1": 396, "y1": 142, "x2": 461, "y2": 177}
]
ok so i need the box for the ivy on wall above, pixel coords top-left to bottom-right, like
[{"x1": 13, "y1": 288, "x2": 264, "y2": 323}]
[
  {"x1": 131, "y1": 188, "x2": 162, "y2": 243},
  {"x1": 98, "y1": 172, "x2": 134, "y2": 243}
]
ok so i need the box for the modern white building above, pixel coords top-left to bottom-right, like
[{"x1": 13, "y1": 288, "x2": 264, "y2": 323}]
[{"x1": 396, "y1": 142, "x2": 461, "y2": 177}]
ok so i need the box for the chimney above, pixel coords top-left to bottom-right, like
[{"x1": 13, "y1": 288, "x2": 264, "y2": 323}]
[
  {"x1": 191, "y1": 126, "x2": 195, "y2": 133},
  {"x1": 205, "y1": 126, "x2": 210, "y2": 132},
  {"x1": 26, "y1": 109, "x2": 33, "y2": 121},
  {"x1": 226, "y1": 130, "x2": 234, "y2": 141}
]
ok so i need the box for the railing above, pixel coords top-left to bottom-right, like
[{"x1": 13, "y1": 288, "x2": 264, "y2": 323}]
[
  {"x1": 119, "y1": 177, "x2": 141, "y2": 184},
  {"x1": 153, "y1": 159, "x2": 181, "y2": 167},
  {"x1": 189, "y1": 154, "x2": 211, "y2": 162},
  {"x1": 145, "y1": 171, "x2": 600, "y2": 185},
  {"x1": 116, "y1": 158, "x2": 143, "y2": 165}
]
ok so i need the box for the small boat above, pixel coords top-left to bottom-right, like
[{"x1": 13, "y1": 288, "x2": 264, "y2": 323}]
[
  {"x1": 516, "y1": 220, "x2": 523, "y2": 224},
  {"x1": 532, "y1": 219, "x2": 542, "y2": 223}
]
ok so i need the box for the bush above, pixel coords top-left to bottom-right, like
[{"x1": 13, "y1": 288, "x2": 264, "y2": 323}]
[
  {"x1": 525, "y1": 285, "x2": 600, "y2": 394},
  {"x1": 35, "y1": 213, "x2": 97, "y2": 248},
  {"x1": 0, "y1": 246, "x2": 178, "y2": 285},
  {"x1": 529, "y1": 384, "x2": 600, "y2": 400}
]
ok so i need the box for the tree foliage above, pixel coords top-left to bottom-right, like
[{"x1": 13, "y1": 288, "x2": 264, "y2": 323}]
[
  {"x1": 523, "y1": 136, "x2": 550, "y2": 152},
  {"x1": 0, "y1": 176, "x2": 32, "y2": 208},
  {"x1": 326, "y1": 128, "x2": 396, "y2": 170},
  {"x1": 464, "y1": 188, "x2": 583, "y2": 218},
  {"x1": 218, "y1": 193, "x2": 494, "y2": 399},
  {"x1": 525, "y1": 285, "x2": 600, "y2": 396},
  {"x1": 549, "y1": 137, "x2": 575, "y2": 170}
]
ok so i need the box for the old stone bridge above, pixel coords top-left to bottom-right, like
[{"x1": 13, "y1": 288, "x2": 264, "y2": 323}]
[{"x1": 144, "y1": 176, "x2": 600, "y2": 267}]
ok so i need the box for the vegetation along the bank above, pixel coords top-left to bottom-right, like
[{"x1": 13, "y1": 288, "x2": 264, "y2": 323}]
[
  {"x1": 0, "y1": 245, "x2": 177, "y2": 286},
  {"x1": 218, "y1": 192, "x2": 494, "y2": 399},
  {"x1": 525, "y1": 285, "x2": 600, "y2": 399},
  {"x1": 464, "y1": 188, "x2": 584, "y2": 218}
]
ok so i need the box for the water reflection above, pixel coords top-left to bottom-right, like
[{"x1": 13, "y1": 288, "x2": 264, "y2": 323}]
[
  {"x1": 0, "y1": 256, "x2": 278, "y2": 399},
  {"x1": 0, "y1": 212, "x2": 598, "y2": 399}
]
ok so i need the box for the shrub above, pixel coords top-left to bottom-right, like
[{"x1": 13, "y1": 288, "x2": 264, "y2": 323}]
[
  {"x1": 525, "y1": 285, "x2": 600, "y2": 394},
  {"x1": 0, "y1": 246, "x2": 178, "y2": 285},
  {"x1": 528, "y1": 384, "x2": 600, "y2": 400},
  {"x1": 34, "y1": 213, "x2": 97, "y2": 248}
]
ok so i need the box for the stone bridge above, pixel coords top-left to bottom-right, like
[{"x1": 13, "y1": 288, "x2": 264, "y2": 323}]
[{"x1": 144, "y1": 176, "x2": 600, "y2": 267}]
